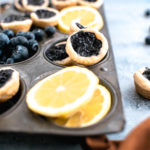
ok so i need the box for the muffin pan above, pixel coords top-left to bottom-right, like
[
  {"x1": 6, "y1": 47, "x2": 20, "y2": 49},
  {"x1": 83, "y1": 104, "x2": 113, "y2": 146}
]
[{"x1": 0, "y1": 5, "x2": 125, "y2": 136}]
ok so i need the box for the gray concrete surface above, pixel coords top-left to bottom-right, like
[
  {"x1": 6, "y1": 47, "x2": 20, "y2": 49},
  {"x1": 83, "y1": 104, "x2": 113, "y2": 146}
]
[{"x1": 105, "y1": 0, "x2": 150, "y2": 140}]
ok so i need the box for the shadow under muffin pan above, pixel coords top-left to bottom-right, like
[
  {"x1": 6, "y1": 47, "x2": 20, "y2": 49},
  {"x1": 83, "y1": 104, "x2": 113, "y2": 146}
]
[
  {"x1": 0, "y1": 5, "x2": 125, "y2": 136},
  {"x1": 44, "y1": 37, "x2": 110, "y2": 67}
]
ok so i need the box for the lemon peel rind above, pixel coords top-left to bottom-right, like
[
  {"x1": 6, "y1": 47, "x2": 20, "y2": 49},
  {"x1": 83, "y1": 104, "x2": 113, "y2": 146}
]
[
  {"x1": 81, "y1": 85, "x2": 111, "y2": 127},
  {"x1": 26, "y1": 66, "x2": 99, "y2": 117}
]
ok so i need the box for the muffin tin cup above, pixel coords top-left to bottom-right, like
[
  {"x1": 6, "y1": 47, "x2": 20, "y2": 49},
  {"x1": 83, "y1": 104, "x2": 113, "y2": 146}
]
[
  {"x1": 0, "y1": 5, "x2": 125, "y2": 136},
  {"x1": 44, "y1": 37, "x2": 110, "y2": 68}
]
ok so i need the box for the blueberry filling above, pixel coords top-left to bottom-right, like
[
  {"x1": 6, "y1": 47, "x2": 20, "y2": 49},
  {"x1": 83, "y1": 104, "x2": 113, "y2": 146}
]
[
  {"x1": 84, "y1": 0, "x2": 97, "y2": 2},
  {"x1": 36, "y1": 9, "x2": 56, "y2": 19},
  {"x1": 143, "y1": 68, "x2": 150, "y2": 81},
  {"x1": 28, "y1": 0, "x2": 44, "y2": 5},
  {"x1": 0, "y1": 69, "x2": 13, "y2": 88},
  {"x1": 18, "y1": 0, "x2": 23, "y2": 6},
  {"x1": 71, "y1": 31, "x2": 102, "y2": 57},
  {"x1": 46, "y1": 43, "x2": 68, "y2": 61},
  {"x1": 76, "y1": 23, "x2": 85, "y2": 29},
  {"x1": 3, "y1": 15, "x2": 28, "y2": 23}
]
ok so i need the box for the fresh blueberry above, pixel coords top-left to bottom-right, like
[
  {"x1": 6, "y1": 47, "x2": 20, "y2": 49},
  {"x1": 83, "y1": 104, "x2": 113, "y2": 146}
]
[
  {"x1": 0, "y1": 33, "x2": 10, "y2": 48},
  {"x1": 145, "y1": 9, "x2": 150, "y2": 17},
  {"x1": 10, "y1": 36, "x2": 29, "y2": 47},
  {"x1": 32, "y1": 29, "x2": 44, "y2": 41},
  {"x1": 6, "y1": 58, "x2": 14, "y2": 64},
  {"x1": 25, "y1": 32, "x2": 35, "y2": 40},
  {"x1": 28, "y1": 39, "x2": 39, "y2": 52},
  {"x1": 17, "y1": 32, "x2": 35, "y2": 40},
  {"x1": 145, "y1": 35, "x2": 150, "y2": 45},
  {"x1": 2, "y1": 29, "x2": 14, "y2": 38},
  {"x1": 12, "y1": 51, "x2": 22, "y2": 61},
  {"x1": 16, "y1": 45, "x2": 29, "y2": 59},
  {"x1": 16, "y1": 31, "x2": 26, "y2": 37},
  {"x1": 45, "y1": 26, "x2": 56, "y2": 37}
]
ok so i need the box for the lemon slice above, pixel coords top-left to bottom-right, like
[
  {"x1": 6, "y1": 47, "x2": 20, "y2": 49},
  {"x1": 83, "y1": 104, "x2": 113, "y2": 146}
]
[
  {"x1": 26, "y1": 66, "x2": 99, "y2": 117},
  {"x1": 58, "y1": 6, "x2": 103, "y2": 34},
  {"x1": 53, "y1": 85, "x2": 111, "y2": 127}
]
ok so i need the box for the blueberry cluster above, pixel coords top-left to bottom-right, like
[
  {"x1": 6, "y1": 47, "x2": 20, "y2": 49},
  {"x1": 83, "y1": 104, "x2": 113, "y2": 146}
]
[
  {"x1": 0, "y1": 26, "x2": 56, "y2": 64},
  {"x1": 143, "y1": 67, "x2": 150, "y2": 81},
  {"x1": 46, "y1": 43, "x2": 68, "y2": 61},
  {"x1": 71, "y1": 31, "x2": 102, "y2": 57}
]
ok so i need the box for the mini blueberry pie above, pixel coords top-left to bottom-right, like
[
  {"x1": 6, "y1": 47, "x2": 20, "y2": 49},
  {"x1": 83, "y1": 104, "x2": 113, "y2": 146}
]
[
  {"x1": 70, "y1": 21, "x2": 86, "y2": 34},
  {"x1": 15, "y1": 0, "x2": 26, "y2": 12},
  {"x1": 22, "y1": 0, "x2": 49, "y2": 12},
  {"x1": 66, "y1": 29, "x2": 108, "y2": 66},
  {"x1": 0, "y1": 15, "x2": 32, "y2": 33},
  {"x1": 0, "y1": 67, "x2": 20, "y2": 102},
  {"x1": 78, "y1": 0, "x2": 103, "y2": 9},
  {"x1": 45, "y1": 41, "x2": 72, "y2": 65},
  {"x1": 51, "y1": 0, "x2": 78, "y2": 10},
  {"x1": 134, "y1": 67, "x2": 150, "y2": 99},
  {"x1": 31, "y1": 8, "x2": 59, "y2": 28}
]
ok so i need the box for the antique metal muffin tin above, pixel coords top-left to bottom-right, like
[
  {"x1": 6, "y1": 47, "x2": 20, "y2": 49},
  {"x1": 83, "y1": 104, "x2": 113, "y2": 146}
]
[{"x1": 0, "y1": 5, "x2": 125, "y2": 136}]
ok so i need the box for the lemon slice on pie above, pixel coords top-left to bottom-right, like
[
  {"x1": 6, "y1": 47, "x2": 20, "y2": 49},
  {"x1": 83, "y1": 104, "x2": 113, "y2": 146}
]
[
  {"x1": 53, "y1": 85, "x2": 111, "y2": 127},
  {"x1": 26, "y1": 66, "x2": 99, "y2": 117},
  {"x1": 58, "y1": 6, "x2": 103, "y2": 34}
]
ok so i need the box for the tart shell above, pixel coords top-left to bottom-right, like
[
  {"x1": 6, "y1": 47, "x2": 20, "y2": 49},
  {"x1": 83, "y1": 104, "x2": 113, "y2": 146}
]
[
  {"x1": 51, "y1": 0, "x2": 78, "y2": 10},
  {"x1": 15, "y1": 0, "x2": 26, "y2": 12},
  {"x1": 31, "y1": 8, "x2": 59, "y2": 28},
  {"x1": 22, "y1": 0, "x2": 49, "y2": 12},
  {"x1": 53, "y1": 57, "x2": 73, "y2": 66},
  {"x1": 66, "y1": 29, "x2": 108, "y2": 66},
  {"x1": 78, "y1": 0, "x2": 103, "y2": 9},
  {"x1": 0, "y1": 19, "x2": 32, "y2": 33},
  {"x1": 0, "y1": 67, "x2": 20, "y2": 102},
  {"x1": 134, "y1": 67, "x2": 150, "y2": 99}
]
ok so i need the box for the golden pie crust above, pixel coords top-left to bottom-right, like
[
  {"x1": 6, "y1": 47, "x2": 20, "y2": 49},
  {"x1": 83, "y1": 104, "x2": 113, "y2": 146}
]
[
  {"x1": 66, "y1": 29, "x2": 108, "y2": 66},
  {"x1": 0, "y1": 19, "x2": 32, "y2": 33},
  {"x1": 51, "y1": 0, "x2": 78, "y2": 10},
  {"x1": 22, "y1": 0, "x2": 49, "y2": 12},
  {"x1": 31, "y1": 8, "x2": 59, "y2": 28},
  {"x1": 53, "y1": 57, "x2": 72, "y2": 66},
  {"x1": 134, "y1": 67, "x2": 150, "y2": 99},
  {"x1": 78, "y1": 0, "x2": 103, "y2": 9},
  {"x1": 14, "y1": 0, "x2": 26, "y2": 12},
  {"x1": 0, "y1": 67, "x2": 20, "y2": 102}
]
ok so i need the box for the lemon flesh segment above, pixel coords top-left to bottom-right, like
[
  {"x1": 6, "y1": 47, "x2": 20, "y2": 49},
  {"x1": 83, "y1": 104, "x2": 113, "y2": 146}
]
[
  {"x1": 26, "y1": 66, "x2": 99, "y2": 117},
  {"x1": 53, "y1": 85, "x2": 111, "y2": 127},
  {"x1": 58, "y1": 6, "x2": 103, "y2": 34}
]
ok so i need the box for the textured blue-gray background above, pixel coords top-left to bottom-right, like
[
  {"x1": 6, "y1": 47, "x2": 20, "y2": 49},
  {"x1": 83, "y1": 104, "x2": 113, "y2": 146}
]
[
  {"x1": 105, "y1": 0, "x2": 150, "y2": 140},
  {"x1": 0, "y1": 0, "x2": 150, "y2": 149}
]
